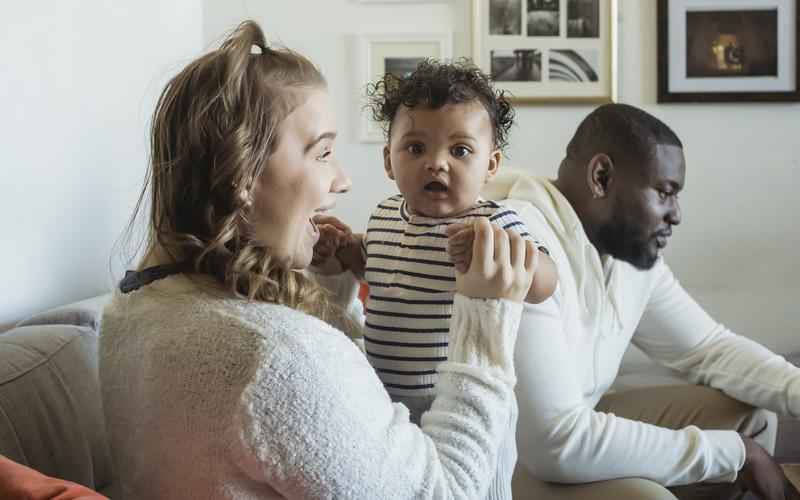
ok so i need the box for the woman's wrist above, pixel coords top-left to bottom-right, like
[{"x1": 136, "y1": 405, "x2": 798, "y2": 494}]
[{"x1": 447, "y1": 294, "x2": 522, "y2": 377}]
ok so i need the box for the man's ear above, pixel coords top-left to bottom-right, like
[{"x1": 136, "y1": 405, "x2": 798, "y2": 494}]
[
  {"x1": 586, "y1": 153, "x2": 614, "y2": 198},
  {"x1": 383, "y1": 145, "x2": 395, "y2": 180},
  {"x1": 484, "y1": 149, "x2": 502, "y2": 183}
]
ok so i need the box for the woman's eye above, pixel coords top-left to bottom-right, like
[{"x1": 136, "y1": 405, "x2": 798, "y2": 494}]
[
  {"x1": 407, "y1": 143, "x2": 424, "y2": 155},
  {"x1": 317, "y1": 149, "x2": 332, "y2": 161},
  {"x1": 658, "y1": 190, "x2": 671, "y2": 201},
  {"x1": 451, "y1": 146, "x2": 471, "y2": 158}
]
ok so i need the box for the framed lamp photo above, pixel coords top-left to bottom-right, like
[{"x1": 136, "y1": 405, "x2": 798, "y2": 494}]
[
  {"x1": 358, "y1": 33, "x2": 452, "y2": 142},
  {"x1": 471, "y1": 0, "x2": 616, "y2": 104},
  {"x1": 658, "y1": 0, "x2": 800, "y2": 102}
]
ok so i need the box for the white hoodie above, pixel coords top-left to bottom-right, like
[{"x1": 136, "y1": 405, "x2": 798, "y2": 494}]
[{"x1": 483, "y1": 170, "x2": 800, "y2": 486}]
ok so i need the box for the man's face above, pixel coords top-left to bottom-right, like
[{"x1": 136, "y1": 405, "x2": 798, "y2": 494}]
[{"x1": 595, "y1": 144, "x2": 685, "y2": 270}]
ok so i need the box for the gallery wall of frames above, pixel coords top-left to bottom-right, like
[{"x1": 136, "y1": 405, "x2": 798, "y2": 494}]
[
  {"x1": 355, "y1": 0, "x2": 615, "y2": 138},
  {"x1": 355, "y1": 0, "x2": 798, "y2": 108}
]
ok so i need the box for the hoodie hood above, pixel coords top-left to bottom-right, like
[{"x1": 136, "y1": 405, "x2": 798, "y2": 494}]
[{"x1": 482, "y1": 169, "x2": 624, "y2": 335}]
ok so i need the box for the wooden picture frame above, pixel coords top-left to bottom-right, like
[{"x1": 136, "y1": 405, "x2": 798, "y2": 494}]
[
  {"x1": 357, "y1": 0, "x2": 450, "y2": 3},
  {"x1": 658, "y1": 0, "x2": 800, "y2": 102},
  {"x1": 471, "y1": 0, "x2": 617, "y2": 104}
]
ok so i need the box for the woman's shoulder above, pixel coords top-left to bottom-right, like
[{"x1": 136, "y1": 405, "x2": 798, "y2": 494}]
[{"x1": 102, "y1": 274, "x2": 352, "y2": 352}]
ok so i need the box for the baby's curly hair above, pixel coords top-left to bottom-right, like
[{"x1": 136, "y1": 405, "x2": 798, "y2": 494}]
[{"x1": 366, "y1": 58, "x2": 514, "y2": 151}]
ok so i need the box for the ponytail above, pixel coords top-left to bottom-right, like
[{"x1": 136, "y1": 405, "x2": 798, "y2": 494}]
[{"x1": 126, "y1": 20, "x2": 352, "y2": 332}]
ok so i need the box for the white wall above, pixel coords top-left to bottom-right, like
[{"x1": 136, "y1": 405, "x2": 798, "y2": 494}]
[
  {"x1": 203, "y1": 0, "x2": 800, "y2": 354},
  {"x1": 1, "y1": 0, "x2": 796, "y2": 353},
  {"x1": 0, "y1": 1, "x2": 203, "y2": 329}
]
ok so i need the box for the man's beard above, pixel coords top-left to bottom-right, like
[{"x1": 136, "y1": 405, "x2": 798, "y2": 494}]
[{"x1": 594, "y1": 210, "x2": 659, "y2": 271}]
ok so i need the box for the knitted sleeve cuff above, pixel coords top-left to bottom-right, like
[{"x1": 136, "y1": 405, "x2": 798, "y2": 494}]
[{"x1": 446, "y1": 294, "x2": 522, "y2": 381}]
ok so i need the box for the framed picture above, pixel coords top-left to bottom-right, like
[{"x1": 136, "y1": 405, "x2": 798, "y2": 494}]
[
  {"x1": 357, "y1": 0, "x2": 449, "y2": 3},
  {"x1": 358, "y1": 33, "x2": 452, "y2": 142},
  {"x1": 471, "y1": 0, "x2": 616, "y2": 103},
  {"x1": 658, "y1": 0, "x2": 800, "y2": 102}
]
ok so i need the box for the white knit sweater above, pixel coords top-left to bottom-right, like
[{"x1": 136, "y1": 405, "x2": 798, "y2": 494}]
[{"x1": 100, "y1": 273, "x2": 522, "y2": 499}]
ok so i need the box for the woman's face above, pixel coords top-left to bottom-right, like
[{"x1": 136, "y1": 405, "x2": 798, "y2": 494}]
[{"x1": 252, "y1": 88, "x2": 351, "y2": 269}]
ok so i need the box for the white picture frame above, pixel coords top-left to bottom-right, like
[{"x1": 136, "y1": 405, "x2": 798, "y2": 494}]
[
  {"x1": 358, "y1": 32, "x2": 453, "y2": 142},
  {"x1": 471, "y1": 0, "x2": 617, "y2": 103}
]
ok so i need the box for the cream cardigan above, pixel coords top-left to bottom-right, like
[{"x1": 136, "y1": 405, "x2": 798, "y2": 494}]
[{"x1": 100, "y1": 273, "x2": 522, "y2": 499}]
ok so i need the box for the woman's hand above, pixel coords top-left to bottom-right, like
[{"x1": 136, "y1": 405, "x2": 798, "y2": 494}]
[
  {"x1": 311, "y1": 215, "x2": 365, "y2": 278},
  {"x1": 311, "y1": 215, "x2": 351, "y2": 275},
  {"x1": 449, "y1": 218, "x2": 537, "y2": 303}
]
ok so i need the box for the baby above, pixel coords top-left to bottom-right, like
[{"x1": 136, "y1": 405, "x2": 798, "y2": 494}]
[{"x1": 312, "y1": 60, "x2": 557, "y2": 499}]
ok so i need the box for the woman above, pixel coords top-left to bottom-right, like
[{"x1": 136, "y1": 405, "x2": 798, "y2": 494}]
[{"x1": 100, "y1": 20, "x2": 538, "y2": 499}]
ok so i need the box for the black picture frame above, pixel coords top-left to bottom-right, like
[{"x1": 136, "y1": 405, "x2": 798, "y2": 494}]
[{"x1": 657, "y1": 0, "x2": 800, "y2": 102}]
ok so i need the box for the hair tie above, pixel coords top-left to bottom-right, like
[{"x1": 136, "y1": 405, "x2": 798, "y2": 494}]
[{"x1": 250, "y1": 44, "x2": 263, "y2": 55}]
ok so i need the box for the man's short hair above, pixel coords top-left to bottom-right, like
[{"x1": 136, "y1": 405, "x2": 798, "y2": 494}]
[{"x1": 566, "y1": 103, "x2": 683, "y2": 170}]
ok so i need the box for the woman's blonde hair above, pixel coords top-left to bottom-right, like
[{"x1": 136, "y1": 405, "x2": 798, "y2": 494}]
[{"x1": 129, "y1": 20, "x2": 349, "y2": 327}]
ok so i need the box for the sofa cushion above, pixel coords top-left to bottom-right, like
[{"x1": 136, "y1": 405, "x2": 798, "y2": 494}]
[
  {"x1": 0, "y1": 323, "x2": 112, "y2": 491},
  {"x1": 16, "y1": 294, "x2": 110, "y2": 331}
]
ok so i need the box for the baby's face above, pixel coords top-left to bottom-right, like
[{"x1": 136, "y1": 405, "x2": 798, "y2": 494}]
[{"x1": 384, "y1": 100, "x2": 501, "y2": 218}]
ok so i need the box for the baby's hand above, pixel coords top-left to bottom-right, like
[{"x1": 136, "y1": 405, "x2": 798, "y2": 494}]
[
  {"x1": 311, "y1": 215, "x2": 352, "y2": 275},
  {"x1": 446, "y1": 223, "x2": 476, "y2": 273},
  {"x1": 335, "y1": 232, "x2": 366, "y2": 280}
]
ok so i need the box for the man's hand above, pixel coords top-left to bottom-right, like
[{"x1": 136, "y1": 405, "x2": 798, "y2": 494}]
[{"x1": 737, "y1": 434, "x2": 800, "y2": 500}]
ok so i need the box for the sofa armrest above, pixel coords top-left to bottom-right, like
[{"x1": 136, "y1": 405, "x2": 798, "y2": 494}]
[{"x1": 15, "y1": 294, "x2": 111, "y2": 331}]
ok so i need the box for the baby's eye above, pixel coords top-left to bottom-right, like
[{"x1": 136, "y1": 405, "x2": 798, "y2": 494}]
[
  {"x1": 407, "y1": 143, "x2": 424, "y2": 155},
  {"x1": 451, "y1": 145, "x2": 471, "y2": 158}
]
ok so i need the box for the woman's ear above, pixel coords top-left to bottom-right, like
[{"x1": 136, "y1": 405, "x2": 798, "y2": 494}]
[
  {"x1": 484, "y1": 149, "x2": 502, "y2": 183},
  {"x1": 383, "y1": 145, "x2": 395, "y2": 180},
  {"x1": 586, "y1": 153, "x2": 614, "y2": 199}
]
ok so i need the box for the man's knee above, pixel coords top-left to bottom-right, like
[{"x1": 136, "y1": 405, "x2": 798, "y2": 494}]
[
  {"x1": 665, "y1": 386, "x2": 777, "y2": 455},
  {"x1": 512, "y1": 465, "x2": 677, "y2": 500},
  {"x1": 744, "y1": 407, "x2": 777, "y2": 455}
]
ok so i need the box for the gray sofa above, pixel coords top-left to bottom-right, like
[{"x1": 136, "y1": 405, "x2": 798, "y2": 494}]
[
  {"x1": 0, "y1": 295, "x2": 797, "y2": 500},
  {"x1": 0, "y1": 295, "x2": 114, "y2": 497}
]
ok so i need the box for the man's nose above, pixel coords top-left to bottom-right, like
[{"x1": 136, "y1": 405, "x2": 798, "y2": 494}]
[{"x1": 667, "y1": 200, "x2": 681, "y2": 226}]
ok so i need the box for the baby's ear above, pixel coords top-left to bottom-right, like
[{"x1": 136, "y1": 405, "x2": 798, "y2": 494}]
[
  {"x1": 383, "y1": 145, "x2": 395, "y2": 180},
  {"x1": 485, "y1": 149, "x2": 502, "y2": 182}
]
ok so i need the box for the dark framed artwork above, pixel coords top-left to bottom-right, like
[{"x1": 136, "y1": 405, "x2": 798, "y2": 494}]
[{"x1": 658, "y1": 0, "x2": 800, "y2": 102}]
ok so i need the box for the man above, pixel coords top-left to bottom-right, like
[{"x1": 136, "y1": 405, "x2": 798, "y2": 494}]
[{"x1": 483, "y1": 104, "x2": 800, "y2": 499}]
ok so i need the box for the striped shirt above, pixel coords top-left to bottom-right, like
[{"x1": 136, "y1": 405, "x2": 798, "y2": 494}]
[{"x1": 363, "y1": 195, "x2": 546, "y2": 397}]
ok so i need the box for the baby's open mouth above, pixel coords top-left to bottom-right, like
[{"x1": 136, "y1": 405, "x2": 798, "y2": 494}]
[{"x1": 424, "y1": 181, "x2": 448, "y2": 192}]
